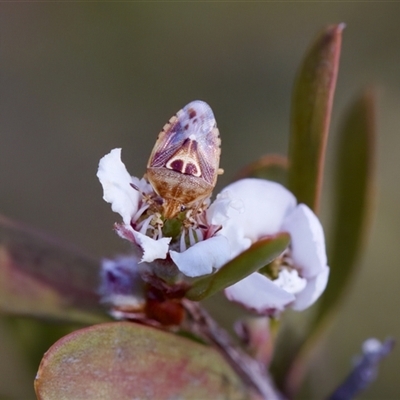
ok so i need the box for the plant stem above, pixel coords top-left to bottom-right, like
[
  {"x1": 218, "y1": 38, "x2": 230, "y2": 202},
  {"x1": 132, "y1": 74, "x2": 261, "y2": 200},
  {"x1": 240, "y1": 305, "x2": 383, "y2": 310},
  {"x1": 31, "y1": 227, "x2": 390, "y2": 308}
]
[{"x1": 183, "y1": 299, "x2": 285, "y2": 400}]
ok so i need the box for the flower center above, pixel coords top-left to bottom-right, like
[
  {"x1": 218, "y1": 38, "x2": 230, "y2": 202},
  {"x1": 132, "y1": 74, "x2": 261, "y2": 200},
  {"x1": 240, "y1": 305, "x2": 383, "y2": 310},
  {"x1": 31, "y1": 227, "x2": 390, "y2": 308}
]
[
  {"x1": 131, "y1": 180, "x2": 214, "y2": 251},
  {"x1": 259, "y1": 249, "x2": 307, "y2": 295}
]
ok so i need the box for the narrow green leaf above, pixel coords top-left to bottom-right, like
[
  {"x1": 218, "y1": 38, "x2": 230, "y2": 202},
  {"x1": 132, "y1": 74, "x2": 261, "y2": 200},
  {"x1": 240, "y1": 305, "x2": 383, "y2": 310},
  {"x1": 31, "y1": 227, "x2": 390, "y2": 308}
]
[
  {"x1": 280, "y1": 90, "x2": 376, "y2": 397},
  {"x1": 0, "y1": 215, "x2": 107, "y2": 324},
  {"x1": 185, "y1": 233, "x2": 290, "y2": 301},
  {"x1": 315, "y1": 88, "x2": 376, "y2": 324},
  {"x1": 288, "y1": 24, "x2": 344, "y2": 212},
  {"x1": 235, "y1": 154, "x2": 288, "y2": 186},
  {"x1": 35, "y1": 322, "x2": 248, "y2": 400}
]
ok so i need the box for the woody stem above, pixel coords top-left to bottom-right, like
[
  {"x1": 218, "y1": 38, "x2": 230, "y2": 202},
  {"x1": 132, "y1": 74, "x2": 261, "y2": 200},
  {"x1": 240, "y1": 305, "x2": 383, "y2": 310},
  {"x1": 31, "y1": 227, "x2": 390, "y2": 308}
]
[{"x1": 182, "y1": 299, "x2": 285, "y2": 400}]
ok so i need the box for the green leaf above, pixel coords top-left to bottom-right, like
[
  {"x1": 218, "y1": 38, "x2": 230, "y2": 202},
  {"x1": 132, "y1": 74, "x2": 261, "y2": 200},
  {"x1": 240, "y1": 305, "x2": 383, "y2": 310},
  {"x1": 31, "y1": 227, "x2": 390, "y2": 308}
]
[
  {"x1": 0, "y1": 215, "x2": 107, "y2": 324},
  {"x1": 315, "y1": 88, "x2": 376, "y2": 324},
  {"x1": 235, "y1": 154, "x2": 288, "y2": 186},
  {"x1": 288, "y1": 24, "x2": 344, "y2": 212},
  {"x1": 185, "y1": 233, "x2": 290, "y2": 301},
  {"x1": 275, "y1": 90, "x2": 376, "y2": 397},
  {"x1": 34, "y1": 322, "x2": 248, "y2": 400}
]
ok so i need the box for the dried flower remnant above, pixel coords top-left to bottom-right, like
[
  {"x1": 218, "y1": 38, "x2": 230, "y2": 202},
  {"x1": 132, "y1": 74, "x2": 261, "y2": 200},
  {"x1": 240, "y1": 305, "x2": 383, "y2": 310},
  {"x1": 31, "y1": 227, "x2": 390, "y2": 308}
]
[{"x1": 99, "y1": 256, "x2": 146, "y2": 315}]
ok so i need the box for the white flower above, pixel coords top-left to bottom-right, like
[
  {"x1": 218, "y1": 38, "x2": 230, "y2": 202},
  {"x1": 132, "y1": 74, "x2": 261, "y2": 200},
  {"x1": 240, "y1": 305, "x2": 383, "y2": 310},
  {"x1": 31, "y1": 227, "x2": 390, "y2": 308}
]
[
  {"x1": 98, "y1": 149, "x2": 329, "y2": 315},
  {"x1": 97, "y1": 149, "x2": 171, "y2": 262},
  {"x1": 220, "y1": 179, "x2": 329, "y2": 314},
  {"x1": 97, "y1": 148, "x2": 230, "y2": 272}
]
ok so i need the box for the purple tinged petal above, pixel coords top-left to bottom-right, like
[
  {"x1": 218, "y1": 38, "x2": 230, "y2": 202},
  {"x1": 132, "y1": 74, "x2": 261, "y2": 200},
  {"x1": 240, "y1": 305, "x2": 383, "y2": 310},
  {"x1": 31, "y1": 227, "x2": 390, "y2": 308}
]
[
  {"x1": 224, "y1": 273, "x2": 295, "y2": 315},
  {"x1": 114, "y1": 224, "x2": 170, "y2": 263}
]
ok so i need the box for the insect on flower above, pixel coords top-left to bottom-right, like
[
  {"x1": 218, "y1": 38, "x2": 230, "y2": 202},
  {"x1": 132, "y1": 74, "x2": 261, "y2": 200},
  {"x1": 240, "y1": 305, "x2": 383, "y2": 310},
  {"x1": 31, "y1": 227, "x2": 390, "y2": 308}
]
[{"x1": 146, "y1": 100, "x2": 223, "y2": 219}]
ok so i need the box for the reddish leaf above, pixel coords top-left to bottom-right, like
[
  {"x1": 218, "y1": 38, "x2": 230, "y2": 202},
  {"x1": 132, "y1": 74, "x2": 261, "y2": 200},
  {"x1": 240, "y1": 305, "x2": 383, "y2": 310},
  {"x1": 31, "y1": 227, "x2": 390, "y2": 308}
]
[
  {"x1": 35, "y1": 322, "x2": 248, "y2": 399},
  {"x1": 0, "y1": 215, "x2": 106, "y2": 323}
]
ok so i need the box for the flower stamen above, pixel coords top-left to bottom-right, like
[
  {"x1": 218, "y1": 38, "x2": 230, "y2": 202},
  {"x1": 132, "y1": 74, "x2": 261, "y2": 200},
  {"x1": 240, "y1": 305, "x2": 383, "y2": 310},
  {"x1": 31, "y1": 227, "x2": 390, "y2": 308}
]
[
  {"x1": 132, "y1": 203, "x2": 150, "y2": 223},
  {"x1": 137, "y1": 215, "x2": 154, "y2": 236},
  {"x1": 180, "y1": 230, "x2": 187, "y2": 252},
  {"x1": 188, "y1": 227, "x2": 196, "y2": 247}
]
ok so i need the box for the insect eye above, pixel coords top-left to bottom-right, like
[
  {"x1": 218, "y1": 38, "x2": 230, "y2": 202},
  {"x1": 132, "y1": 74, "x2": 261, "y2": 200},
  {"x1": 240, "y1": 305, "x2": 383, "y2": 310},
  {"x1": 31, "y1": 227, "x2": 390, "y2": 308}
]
[{"x1": 180, "y1": 205, "x2": 186, "y2": 212}]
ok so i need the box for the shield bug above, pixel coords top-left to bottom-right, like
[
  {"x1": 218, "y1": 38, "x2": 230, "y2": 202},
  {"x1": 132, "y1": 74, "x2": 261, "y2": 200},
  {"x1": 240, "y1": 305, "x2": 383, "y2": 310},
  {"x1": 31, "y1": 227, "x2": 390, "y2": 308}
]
[{"x1": 146, "y1": 100, "x2": 222, "y2": 219}]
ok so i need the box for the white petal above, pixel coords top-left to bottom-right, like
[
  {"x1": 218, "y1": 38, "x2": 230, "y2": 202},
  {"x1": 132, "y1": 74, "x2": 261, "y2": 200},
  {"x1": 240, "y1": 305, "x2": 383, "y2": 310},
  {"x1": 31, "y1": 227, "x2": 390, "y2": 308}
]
[
  {"x1": 207, "y1": 189, "x2": 251, "y2": 259},
  {"x1": 217, "y1": 222, "x2": 252, "y2": 259},
  {"x1": 97, "y1": 148, "x2": 140, "y2": 225},
  {"x1": 207, "y1": 189, "x2": 243, "y2": 227},
  {"x1": 133, "y1": 230, "x2": 171, "y2": 263},
  {"x1": 224, "y1": 272, "x2": 295, "y2": 315},
  {"x1": 218, "y1": 179, "x2": 297, "y2": 242},
  {"x1": 282, "y1": 204, "x2": 327, "y2": 278},
  {"x1": 291, "y1": 265, "x2": 330, "y2": 311},
  {"x1": 170, "y1": 235, "x2": 231, "y2": 277}
]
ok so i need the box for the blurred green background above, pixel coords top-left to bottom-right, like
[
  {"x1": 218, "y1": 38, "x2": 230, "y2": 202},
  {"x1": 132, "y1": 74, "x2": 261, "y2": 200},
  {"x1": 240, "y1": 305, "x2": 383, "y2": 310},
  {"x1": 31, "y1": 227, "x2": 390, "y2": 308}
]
[{"x1": 1, "y1": 3, "x2": 399, "y2": 399}]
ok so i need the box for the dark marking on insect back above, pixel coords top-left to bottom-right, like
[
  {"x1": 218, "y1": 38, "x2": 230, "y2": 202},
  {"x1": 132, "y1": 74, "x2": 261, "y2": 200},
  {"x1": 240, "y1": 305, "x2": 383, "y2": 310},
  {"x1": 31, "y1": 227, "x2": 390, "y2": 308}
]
[
  {"x1": 169, "y1": 159, "x2": 184, "y2": 173},
  {"x1": 185, "y1": 163, "x2": 199, "y2": 176},
  {"x1": 188, "y1": 109, "x2": 197, "y2": 119}
]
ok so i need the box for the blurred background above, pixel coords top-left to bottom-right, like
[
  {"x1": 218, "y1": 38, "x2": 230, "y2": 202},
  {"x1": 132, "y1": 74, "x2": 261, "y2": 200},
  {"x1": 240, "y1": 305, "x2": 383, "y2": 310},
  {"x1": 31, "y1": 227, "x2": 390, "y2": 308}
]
[{"x1": 1, "y1": 3, "x2": 399, "y2": 399}]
